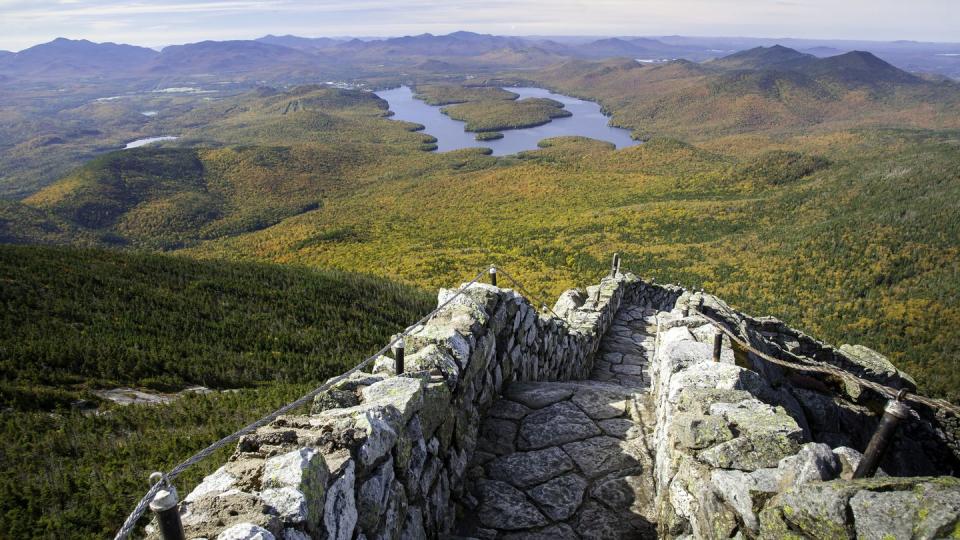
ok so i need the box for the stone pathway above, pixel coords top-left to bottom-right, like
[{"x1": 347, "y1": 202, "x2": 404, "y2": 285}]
[{"x1": 456, "y1": 306, "x2": 661, "y2": 539}]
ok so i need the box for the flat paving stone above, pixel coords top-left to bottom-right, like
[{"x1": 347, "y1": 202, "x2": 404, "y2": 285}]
[
  {"x1": 517, "y1": 401, "x2": 601, "y2": 450},
  {"x1": 486, "y1": 447, "x2": 574, "y2": 488},
  {"x1": 562, "y1": 436, "x2": 645, "y2": 479},
  {"x1": 576, "y1": 499, "x2": 656, "y2": 540},
  {"x1": 527, "y1": 473, "x2": 588, "y2": 521},
  {"x1": 598, "y1": 418, "x2": 644, "y2": 440},
  {"x1": 487, "y1": 399, "x2": 530, "y2": 420},
  {"x1": 476, "y1": 418, "x2": 517, "y2": 455},
  {"x1": 570, "y1": 388, "x2": 628, "y2": 420},
  {"x1": 501, "y1": 524, "x2": 579, "y2": 540},
  {"x1": 591, "y1": 472, "x2": 656, "y2": 520},
  {"x1": 476, "y1": 480, "x2": 549, "y2": 530},
  {"x1": 504, "y1": 383, "x2": 574, "y2": 409}
]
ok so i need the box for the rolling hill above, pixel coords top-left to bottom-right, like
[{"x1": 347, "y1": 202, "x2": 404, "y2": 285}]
[{"x1": 10, "y1": 86, "x2": 425, "y2": 249}]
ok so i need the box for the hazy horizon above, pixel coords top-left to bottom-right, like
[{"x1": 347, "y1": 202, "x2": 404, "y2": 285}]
[{"x1": 1, "y1": 0, "x2": 958, "y2": 52}]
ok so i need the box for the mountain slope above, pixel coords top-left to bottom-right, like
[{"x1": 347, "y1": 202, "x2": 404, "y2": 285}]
[
  {"x1": 0, "y1": 243, "x2": 432, "y2": 538},
  {"x1": 529, "y1": 52, "x2": 960, "y2": 139},
  {"x1": 800, "y1": 50, "x2": 921, "y2": 85}
]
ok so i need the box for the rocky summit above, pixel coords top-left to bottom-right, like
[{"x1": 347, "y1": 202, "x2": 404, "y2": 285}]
[{"x1": 170, "y1": 273, "x2": 960, "y2": 540}]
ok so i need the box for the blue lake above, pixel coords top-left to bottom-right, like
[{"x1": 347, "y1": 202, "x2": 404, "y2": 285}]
[{"x1": 375, "y1": 86, "x2": 640, "y2": 155}]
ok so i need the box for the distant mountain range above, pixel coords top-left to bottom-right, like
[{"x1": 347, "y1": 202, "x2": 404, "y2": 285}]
[
  {"x1": 0, "y1": 31, "x2": 958, "y2": 82},
  {"x1": 0, "y1": 37, "x2": 158, "y2": 79}
]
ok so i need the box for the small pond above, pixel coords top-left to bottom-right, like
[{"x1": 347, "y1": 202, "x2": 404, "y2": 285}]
[{"x1": 124, "y1": 136, "x2": 178, "y2": 149}]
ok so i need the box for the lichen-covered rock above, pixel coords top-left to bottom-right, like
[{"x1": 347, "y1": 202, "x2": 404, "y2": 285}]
[
  {"x1": 553, "y1": 289, "x2": 586, "y2": 321},
  {"x1": 674, "y1": 413, "x2": 734, "y2": 449},
  {"x1": 261, "y1": 447, "x2": 328, "y2": 531},
  {"x1": 758, "y1": 476, "x2": 960, "y2": 539},
  {"x1": 185, "y1": 466, "x2": 238, "y2": 503},
  {"x1": 832, "y1": 446, "x2": 863, "y2": 480},
  {"x1": 710, "y1": 465, "x2": 795, "y2": 534},
  {"x1": 217, "y1": 523, "x2": 276, "y2": 540},
  {"x1": 698, "y1": 398, "x2": 803, "y2": 471},
  {"x1": 357, "y1": 456, "x2": 395, "y2": 534},
  {"x1": 323, "y1": 461, "x2": 357, "y2": 540},
  {"x1": 361, "y1": 377, "x2": 425, "y2": 422},
  {"x1": 776, "y1": 442, "x2": 841, "y2": 489},
  {"x1": 260, "y1": 487, "x2": 307, "y2": 526},
  {"x1": 838, "y1": 344, "x2": 917, "y2": 390},
  {"x1": 403, "y1": 344, "x2": 461, "y2": 390},
  {"x1": 355, "y1": 406, "x2": 403, "y2": 469}
]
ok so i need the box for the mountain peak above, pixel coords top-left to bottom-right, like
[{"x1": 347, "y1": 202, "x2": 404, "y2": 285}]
[
  {"x1": 804, "y1": 50, "x2": 919, "y2": 84},
  {"x1": 712, "y1": 45, "x2": 815, "y2": 70}
]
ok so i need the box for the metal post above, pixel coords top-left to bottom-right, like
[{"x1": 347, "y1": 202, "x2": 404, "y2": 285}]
[
  {"x1": 489, "y1": 266, "x2": 497, "y2": 287},
  {"x1": 393, "y1": 339, "x2": 405, "y2": 375},
  {"x1": 712, "y1": 332, "x2": 723, "y2": 362},
  {"x1": 149, "y1": 473, "x2": 185, "y2": 540},
  {"x1": 853, "y1": 392, "x2": 911, "y2": 478}
]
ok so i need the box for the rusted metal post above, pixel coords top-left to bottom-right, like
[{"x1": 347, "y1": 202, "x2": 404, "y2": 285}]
[
  {"x1": 489, "y1": 266, "x2": 497, "y2": 287},
  {"x1": 149, "y1": 473, "x2": 185, "y2": 540},
  {"x1": 853, "y1": 392, "x2": 911, "y2": 478},
  {"x1": 393, "y1": 339, "x2": 405, "y2": 375},
  {"x1": 713, "y1": 332, "x2": 723, "y2": 362}
]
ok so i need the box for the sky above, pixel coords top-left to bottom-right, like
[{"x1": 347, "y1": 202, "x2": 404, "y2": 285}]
[{"x1": 0, "y1": 0, "x2": 958, "y2": 52}]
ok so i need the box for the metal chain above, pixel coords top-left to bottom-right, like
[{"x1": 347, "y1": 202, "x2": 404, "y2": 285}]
[
  {"x1": 698, "y1": 311, "x2": 960, "y2": 418},
  {"x1": 114, "y1": 268, "x2": 488, "y2": 540}
]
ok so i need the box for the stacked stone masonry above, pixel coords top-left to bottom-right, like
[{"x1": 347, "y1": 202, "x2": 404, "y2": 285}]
[{"x1": 170, "y1": 273, "x2": 959, "y2": 540}]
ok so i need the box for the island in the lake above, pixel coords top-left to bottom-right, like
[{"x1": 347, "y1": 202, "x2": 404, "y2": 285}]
[{"x1": 441, "y1": 97, "x2": 573, "y2": 132}]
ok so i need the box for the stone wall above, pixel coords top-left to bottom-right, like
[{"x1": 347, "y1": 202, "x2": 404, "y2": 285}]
[
  {"x1": 169, "y1": 273, "x2": 680, "y2": 540},
  {"x1": 167, "y1": 273, "x2": 959, "y2": 540},
  {"x1": 648, "y1": 290, "x2": 960, "y2": 538}
]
